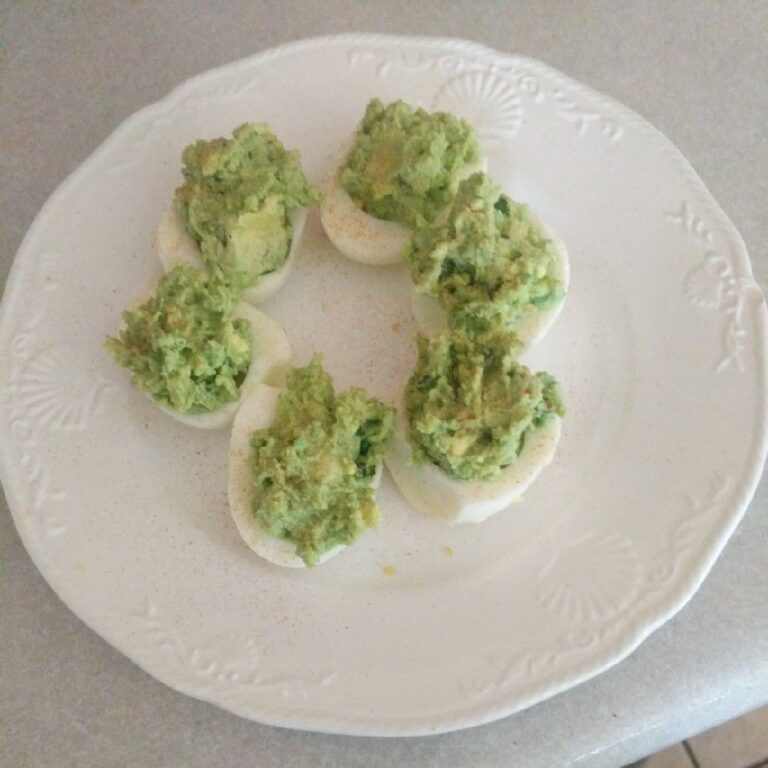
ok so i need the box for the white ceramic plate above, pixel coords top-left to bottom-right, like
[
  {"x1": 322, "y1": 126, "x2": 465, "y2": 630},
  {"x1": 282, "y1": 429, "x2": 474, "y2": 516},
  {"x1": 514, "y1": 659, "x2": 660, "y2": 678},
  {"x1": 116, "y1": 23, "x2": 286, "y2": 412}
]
[{"x1": 1, "y1": 35, "x2": 765, "y2": 736}]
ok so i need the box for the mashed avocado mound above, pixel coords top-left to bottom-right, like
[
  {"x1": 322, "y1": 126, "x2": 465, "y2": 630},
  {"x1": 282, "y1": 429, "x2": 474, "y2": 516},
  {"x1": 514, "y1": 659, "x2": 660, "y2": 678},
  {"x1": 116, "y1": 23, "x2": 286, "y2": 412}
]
[
  {"x1": 249, "y1": 357, "x2": 395, "y2": 566},
  {"x1": 406, "y1": 327, "x2": 564, "y2": 481},
  {"x1": 406, "y1": 172, "x2": 563, "y2": 335},
  {"x1": 106, "y1": 265, "x2": 251, "y2": 413},
  {"x1": 340, "y1": 98, "x2": 480, "y2": 229},
  {"x1": 176, "y1": 123, "x2": 321, "y2": 288}
]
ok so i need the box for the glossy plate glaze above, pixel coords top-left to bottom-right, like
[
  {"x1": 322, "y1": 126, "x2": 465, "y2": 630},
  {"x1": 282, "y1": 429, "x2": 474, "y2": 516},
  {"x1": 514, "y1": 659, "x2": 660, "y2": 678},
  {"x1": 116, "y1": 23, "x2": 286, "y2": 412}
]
[{"x1": 0, "y1": 35, "x2": 765, "y2": 736}]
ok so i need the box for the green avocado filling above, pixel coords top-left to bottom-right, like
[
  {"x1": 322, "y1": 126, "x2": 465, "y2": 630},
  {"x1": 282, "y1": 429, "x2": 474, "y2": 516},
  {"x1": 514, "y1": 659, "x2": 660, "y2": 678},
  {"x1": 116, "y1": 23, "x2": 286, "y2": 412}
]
[
  {"x1": 106, "y1": 265, "x2": 251, "y2": 414},
  {"x1": 406, "y1": 172, "x2": 563, "y2": 336},
  {"x1": 249, "y1": 356, "x2": 395, "y2": 566},
  {"x1": 406, "y1": 327, "x2": 564, "y2": 481},
  {"x1": 175, "y1": 123, "x2": 321, "y2": 289},
  {"x1": 340, "y1": 98, "x2": 480, "y2": 229}
]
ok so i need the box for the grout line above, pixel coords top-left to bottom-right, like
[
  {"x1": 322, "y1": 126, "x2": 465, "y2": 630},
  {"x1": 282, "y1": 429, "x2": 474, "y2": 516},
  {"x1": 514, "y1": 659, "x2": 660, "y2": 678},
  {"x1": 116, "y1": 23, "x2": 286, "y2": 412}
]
[
  {"x1": 683, "y1": 740, "x2": 701, "y2": 768},
  {"x1": 742, "y1": 759, "x2": 768, "y2": 768}
]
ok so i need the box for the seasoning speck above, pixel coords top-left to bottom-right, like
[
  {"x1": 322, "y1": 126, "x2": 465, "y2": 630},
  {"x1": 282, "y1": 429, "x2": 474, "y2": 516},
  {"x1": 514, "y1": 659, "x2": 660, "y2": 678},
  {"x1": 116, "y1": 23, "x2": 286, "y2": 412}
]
[
  {"x1": 383, "y1": 565, "x2": 396, "y2": 576},
  {"x1": 442, "y1": 545, "x2": 454, "y2": 557}
]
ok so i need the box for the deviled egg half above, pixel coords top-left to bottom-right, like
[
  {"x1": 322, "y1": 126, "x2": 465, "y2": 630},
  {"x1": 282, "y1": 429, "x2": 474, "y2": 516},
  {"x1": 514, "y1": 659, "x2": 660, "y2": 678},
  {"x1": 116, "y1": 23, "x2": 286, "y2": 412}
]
[
  {"x1": 386, "y1": 327, "x2": 564, "y2": 524},
  {"x1": 228, "y1": 356, "x2": 394, "y2": 567},
  {"x1": 106, "y1": 265, "x2": 291, "y2": 429},
  {"x1": 320, "y1": 98, "x2": 486, "y2": 265},
  {"x1": 407, "y1": 172, "x2": 569, "y2": 351},
  {"x1": 157, "y1": 123, "x2": 320, "y2": 304}
]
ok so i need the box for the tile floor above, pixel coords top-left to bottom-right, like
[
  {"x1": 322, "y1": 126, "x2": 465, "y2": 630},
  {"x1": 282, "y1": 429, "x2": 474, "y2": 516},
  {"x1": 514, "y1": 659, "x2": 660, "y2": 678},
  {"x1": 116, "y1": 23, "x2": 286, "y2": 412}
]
[{"x1": 643, "y1": 703, "x2": 768, "y2": 768}]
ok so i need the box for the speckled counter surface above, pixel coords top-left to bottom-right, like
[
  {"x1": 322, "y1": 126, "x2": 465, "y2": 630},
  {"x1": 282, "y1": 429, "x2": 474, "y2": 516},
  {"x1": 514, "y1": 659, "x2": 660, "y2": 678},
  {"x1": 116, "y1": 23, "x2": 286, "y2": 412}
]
[{"x1": 1, "y1": 2, "x2": 767, "y2": 766}]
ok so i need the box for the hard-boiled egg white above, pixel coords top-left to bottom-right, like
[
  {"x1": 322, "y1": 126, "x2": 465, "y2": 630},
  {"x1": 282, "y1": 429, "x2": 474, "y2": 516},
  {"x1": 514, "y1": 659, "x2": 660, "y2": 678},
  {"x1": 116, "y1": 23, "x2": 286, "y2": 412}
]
[
  {"x1": 319, "y1": 140, "x2": 487, "y2": 266},
  {"x1": 385, "y1": 406, "x2": 562, "y2": 525},
  {"x1": 156, "y1": 206, "x2": 307, "y2": 305},
  {"x1": 228, "y1": 383, "x2": 383, "y2": 567},
  {"x1": 319, "y1": 172, "x2": 410, "y2": 266},
  {"x1": 154, "y1": 303, "x2": 292, "y2": 430},
  {"x1": 411, "y1": 214, "x2": 570, "y2": 351}
]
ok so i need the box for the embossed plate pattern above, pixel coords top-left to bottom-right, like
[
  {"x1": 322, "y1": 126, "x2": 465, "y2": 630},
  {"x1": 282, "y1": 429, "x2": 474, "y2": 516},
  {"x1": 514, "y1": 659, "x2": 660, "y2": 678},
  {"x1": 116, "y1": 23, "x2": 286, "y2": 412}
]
[{"x1": 0, "y1": 35, "x2": 766, "y2": 735}]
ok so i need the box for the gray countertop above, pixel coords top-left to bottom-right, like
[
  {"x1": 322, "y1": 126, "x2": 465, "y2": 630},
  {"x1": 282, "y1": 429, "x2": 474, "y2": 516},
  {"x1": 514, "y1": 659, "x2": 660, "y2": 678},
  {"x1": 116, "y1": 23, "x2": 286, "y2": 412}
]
[{"x1": 2, "y1": 2, "x2": 767, "y2": 767}]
